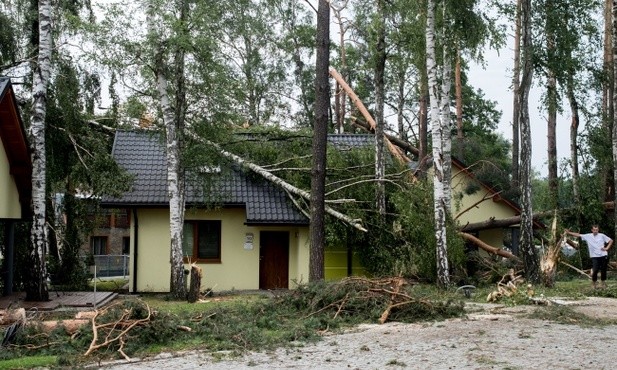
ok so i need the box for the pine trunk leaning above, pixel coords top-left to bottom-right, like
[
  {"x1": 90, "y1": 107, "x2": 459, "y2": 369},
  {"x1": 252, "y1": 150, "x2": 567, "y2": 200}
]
[{"x1": 26, "y1": 0, "x2": 52, "y2": 302}]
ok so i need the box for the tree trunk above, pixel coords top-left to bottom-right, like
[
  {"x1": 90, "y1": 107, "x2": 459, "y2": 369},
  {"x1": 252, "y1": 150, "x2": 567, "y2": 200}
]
[
  {"x1": 187, "y1": 264, "x2": 202, "y2": 303},
  {"x1": 511, "y1": 0, "x2": 522, "y2": 190},
  {"x1": 518, "y1": 0, "x2": 540, "y2": 284},
  {"x1": 374, "y1": 0, "x2": 386, "y2": 217},
  {"x1": 150, "y1": 2, "x2": 187, "y2": 299},
  {"x1": 397, "y1": 69, "x2": 407, "y2": 142},
  {"x1": 26, "y1": 0, "x2": 52, "y2": 302},
  {"x1": 309, "y1": 0, "x2": 330, "y2": 281},
  {"x1": 419, "y1": 67, "x2": 429, "y2": 168},
  {"x1": 567, "y1": 79, "x2": 580, "y2": 210},
  {"x1": 426, "y1": 0, "x2": 450, "y2": 288},
  {"x1": 441, "y1": 11, "x2": 453, "y2": 213},
  {"x1": 332, "y1": 2, "x2": 349, "y2": 133},
  {"x1": 546, "y1": 0, "x2": 558, "y2": 209},
  {"x1": 455, "y1": 47, "x2": 463, "y2": 158},
  {"x1": 612, "y1": 0, "x2": 617, "y2": 243}
]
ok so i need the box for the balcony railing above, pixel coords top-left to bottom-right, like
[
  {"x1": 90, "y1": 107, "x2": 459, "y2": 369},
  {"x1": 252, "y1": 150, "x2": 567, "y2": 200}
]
[{"x1": 91, "y1": 255, "x2": 130, "y2": 278}]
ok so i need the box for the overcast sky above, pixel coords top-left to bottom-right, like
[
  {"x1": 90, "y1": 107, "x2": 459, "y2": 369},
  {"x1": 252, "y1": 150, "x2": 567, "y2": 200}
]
[{"x1": 468, "y1": 30, "x2": 573, "y2": 179}]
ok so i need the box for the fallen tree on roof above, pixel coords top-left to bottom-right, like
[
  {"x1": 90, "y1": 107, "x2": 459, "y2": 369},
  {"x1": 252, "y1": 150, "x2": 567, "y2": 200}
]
[{"x1": 186, "y1": 130, "x2": 368, "y2": 232}]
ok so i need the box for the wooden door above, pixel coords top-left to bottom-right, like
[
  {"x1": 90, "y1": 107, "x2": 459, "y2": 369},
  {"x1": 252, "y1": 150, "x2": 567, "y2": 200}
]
[{"x1": 259, "y1": 231, "x2": 289, "y2": 289}]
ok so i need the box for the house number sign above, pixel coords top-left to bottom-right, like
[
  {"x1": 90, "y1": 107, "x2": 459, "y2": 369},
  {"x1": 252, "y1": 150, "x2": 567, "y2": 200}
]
[{"x1": 244, "y1": 233, "x2": 254, "y2": 250}]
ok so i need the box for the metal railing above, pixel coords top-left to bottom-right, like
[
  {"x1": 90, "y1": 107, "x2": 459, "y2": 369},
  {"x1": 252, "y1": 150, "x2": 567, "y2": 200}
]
[{"x1": 92, "y1": 255, "x2": 130, "y2": 278}]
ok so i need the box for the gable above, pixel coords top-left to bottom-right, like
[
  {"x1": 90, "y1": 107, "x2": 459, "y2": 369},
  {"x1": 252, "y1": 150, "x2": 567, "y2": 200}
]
[
  {"x1": 0, "y1": 78, "x2": 31, "y2": 219},
  {"x1": 101, "y1": 130, "x2": 309, "y2": 225}
]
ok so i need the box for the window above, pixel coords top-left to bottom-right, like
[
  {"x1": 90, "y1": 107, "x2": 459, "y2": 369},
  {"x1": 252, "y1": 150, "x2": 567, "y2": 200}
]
[
  {"x1": 115, "y1": 210, "x2": 130, "y2": 229},
  {"x1": 182, "y1": 220, "x2": 221, "y2": 262},
  {"x1": 91, "y1": 236, "x2": 108, "y2": 255},
  {"x1": 122, "y1": 237, "x2": 130, "y2": 255}
]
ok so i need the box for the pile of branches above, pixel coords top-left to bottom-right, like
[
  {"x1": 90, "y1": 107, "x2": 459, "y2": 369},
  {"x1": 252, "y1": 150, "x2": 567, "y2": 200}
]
[
  {"x1": 280, "y1": 277, "x2": 464, "y2": 324},
  {"x1": 83, "y1": 299, "x2": 154, "y2": 360}
]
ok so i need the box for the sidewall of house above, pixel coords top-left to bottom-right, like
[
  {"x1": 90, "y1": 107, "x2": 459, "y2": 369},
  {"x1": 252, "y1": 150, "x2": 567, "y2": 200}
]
[
  {"x1": 0, "y1": 136, "x2": 22, "y2": 219},
  {"x1": 131, "y1": 207, "x2": 309, "y2": 293},
  {"x1": 451, "y1": 174, "x2": 517, "y2": 224}
]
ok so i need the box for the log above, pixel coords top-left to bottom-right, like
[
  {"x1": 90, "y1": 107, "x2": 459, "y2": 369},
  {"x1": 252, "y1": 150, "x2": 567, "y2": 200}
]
[
  {"x1": 187, "y1": 264, "x2": 203, "y2": 303},
  {"x1": 459, "y1": 210, "x2": 554, "y2": 233},
  {"x1": 0, "y1": 308, "x2": 26, "y2": 325},
  {"x1": 329, "y1": 67, "x2": 411, "y2": 165},
  {"x1": 459, "y1": 232, "x2": 520, "y2": 261}
]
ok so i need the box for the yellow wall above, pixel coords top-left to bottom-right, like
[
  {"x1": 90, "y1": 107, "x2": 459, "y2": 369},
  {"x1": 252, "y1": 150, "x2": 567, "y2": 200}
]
[
  {"x1": 324, "y1": 244, "x2": 368, "y2": 280},
  {"x1": 450, "y1": 168, "x2": 517, "y2": 225},
  {"x1": 129, "y1": 207, "x2": 309, "y2": 293},
  {"x1": 0, "y1": 136, "x2": 21, "y2": 219}
]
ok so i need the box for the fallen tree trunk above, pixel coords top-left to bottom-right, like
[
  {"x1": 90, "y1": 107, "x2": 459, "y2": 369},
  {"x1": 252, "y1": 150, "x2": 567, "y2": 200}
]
[
  {"x1": 186, "y1": 131, "x2": 367, "y2": 232},
  {"x1": 459, "y1": 210, "x2": 555, "y2": 233},
  {"x1": 329, "y1": 67, "x2": 411, "y2": 165},
  {"x1": 459, "y1": 232, "x2": 520, "y2": 261}
]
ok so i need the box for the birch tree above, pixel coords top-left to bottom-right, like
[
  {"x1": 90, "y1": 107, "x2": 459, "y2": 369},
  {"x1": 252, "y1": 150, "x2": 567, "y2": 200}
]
[
  {"x1": 147, "y1": 0, "x2": 188, "y2": 299},
  {"x1": 518, "y1": 0, "x2": 540, "y2": 283},
  {"x1": 426, "y1": 0, "x2": 450, "y2": 287},
  {"x1": 26, "y1": 0, "x2": 52, "y2": 302},
  {"x1": 374, "y1": 0, "x2": 387, "y2": 217},
  {"x1": 309, "y1": 0, "x2": 330, "y2": 281}
]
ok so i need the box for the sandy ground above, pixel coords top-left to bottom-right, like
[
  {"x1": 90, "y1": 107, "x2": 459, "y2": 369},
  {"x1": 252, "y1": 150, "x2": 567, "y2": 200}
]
[{"x1": 97, "y1": 297, "x2": 617, "y2": 370}]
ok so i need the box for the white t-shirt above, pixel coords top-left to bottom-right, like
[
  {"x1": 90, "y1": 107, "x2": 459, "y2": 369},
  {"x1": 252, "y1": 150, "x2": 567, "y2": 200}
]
[{"x1": 580, "y1": 233, "x2": 612, "y2": 258}]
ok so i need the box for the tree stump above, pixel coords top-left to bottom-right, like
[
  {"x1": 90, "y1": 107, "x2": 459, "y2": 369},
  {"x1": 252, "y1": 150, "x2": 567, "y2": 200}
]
[{"x1": 187, "y1": 264, "x2": 203, "y2": 303}]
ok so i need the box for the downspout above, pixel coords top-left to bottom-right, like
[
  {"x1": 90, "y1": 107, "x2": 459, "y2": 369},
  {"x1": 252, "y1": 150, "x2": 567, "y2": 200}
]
[
  {"x1": 132, "y1": 208, "x2": 139, "y2": 293},
  {"x1": 2, "y1": 221, "x2": 15, "y2": 296}
]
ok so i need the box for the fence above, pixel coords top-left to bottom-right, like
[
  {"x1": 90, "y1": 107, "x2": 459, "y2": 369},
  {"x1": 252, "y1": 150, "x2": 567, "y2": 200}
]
[{"x1": 92, "y1": 255, "x2": 130, "y2": 278}]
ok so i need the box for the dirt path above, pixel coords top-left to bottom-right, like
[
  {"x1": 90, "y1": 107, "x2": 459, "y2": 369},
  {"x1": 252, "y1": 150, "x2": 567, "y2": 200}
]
[{"x1": 98, "y1": 297, "x2": 617, "y2": 370}]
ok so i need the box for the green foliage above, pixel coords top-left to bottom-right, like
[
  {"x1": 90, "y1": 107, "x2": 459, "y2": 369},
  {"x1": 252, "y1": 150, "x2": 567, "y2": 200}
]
[
  {"x1": 390, "y1": 183, "x2": 466, "y2": 282},
  {"x1": 0, "y1": 282, "x2": 465, "y2": 365},
  {"x1": 0, "y1": 11, "x2": 17, "y2": 66}
]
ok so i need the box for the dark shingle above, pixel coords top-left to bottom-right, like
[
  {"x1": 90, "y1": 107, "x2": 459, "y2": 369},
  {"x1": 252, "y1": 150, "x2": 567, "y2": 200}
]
[{"x1": 102, "y1": 131, "x2": 308, "y2": 225}]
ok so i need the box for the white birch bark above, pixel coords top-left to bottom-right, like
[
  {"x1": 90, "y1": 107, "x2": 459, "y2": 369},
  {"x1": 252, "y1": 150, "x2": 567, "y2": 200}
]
[
  {"x1": 157, "y1": 70, "x2": 187, "y2": 299},
  {"x1": 426, "y1": 0, "x2": 450, "y2": 287},
  {"x1": 149, "y1": 2, "x2": 186, "y2": 298},
  {"x1": 440, "y1": 16, "x2": 453, "y2": 213},
  {"x1": 27, "y1": 0, "x2": 52, "y2": 301},
  {"x1": 374, "y1": 0, "x2": 386, "y2": 217},
  {"x1": 519, "y1": 0, "x2": 539, "y2": 283}
]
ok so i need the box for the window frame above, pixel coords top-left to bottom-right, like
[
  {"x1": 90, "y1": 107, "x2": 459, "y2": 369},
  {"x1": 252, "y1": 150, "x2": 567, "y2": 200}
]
[
  {"x1": 91, "y1": 236, "x2": 108, "y2": 255},
  {"x1": 183, "y1": 220, "x2": 222, "y2": 263}
]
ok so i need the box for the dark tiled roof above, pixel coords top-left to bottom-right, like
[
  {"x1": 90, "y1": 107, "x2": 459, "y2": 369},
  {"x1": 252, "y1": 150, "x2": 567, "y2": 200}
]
[
  {"x1": 327, "y1": 133, "x2": 373, "y2": 149},
  {"x1": 101, "y1": 131, "x2": 308, "y2": 225}
]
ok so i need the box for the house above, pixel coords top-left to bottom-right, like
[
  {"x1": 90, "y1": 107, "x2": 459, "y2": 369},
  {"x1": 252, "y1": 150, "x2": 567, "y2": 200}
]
[
  {"x1": 325, "y1": 134, "x2": 529, "y2": 268},
  {"x1": 101, "y1": 131, "x2": 310, "y2": 293},
  {"x1": 0, "y1": 77, "x2": 32, "y2": 296},
  {"x1": 102, "y1": 129, "x2": 529, "y2": 293}
]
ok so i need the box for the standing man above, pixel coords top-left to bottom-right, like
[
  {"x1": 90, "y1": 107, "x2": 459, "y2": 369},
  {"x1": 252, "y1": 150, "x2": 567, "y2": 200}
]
[{"x1": 565, "y1": 225, "x2": 613, "y2": 289}]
